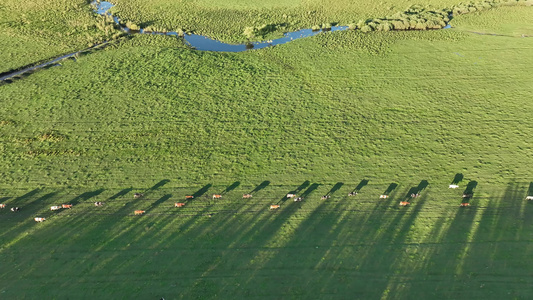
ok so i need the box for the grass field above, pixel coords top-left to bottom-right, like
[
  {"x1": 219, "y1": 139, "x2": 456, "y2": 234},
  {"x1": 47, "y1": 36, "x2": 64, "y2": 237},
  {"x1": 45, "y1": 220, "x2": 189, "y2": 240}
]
[
  {"x1": 108, "y1": 0, "x2": 467, "y2": 42},
  {"x1": 1, "y1": 2, "x2": 533, "y2": 299},
  {"x1": 0, "y1": 0, "x2": 120, "y2": 74}
]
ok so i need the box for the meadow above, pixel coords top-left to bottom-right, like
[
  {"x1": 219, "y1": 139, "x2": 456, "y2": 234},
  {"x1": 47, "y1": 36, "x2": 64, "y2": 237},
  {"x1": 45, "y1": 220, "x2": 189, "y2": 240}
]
[
  {"x1": 0, "y1": 0, "x2": 120, "y2": 74},
  {"x1": 1, "y1": 2, "x2": 533, "y2": 299}
]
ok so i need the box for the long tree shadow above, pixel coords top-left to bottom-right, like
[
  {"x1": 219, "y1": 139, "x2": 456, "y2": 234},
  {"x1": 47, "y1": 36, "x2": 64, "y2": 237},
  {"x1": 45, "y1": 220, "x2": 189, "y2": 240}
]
[{"x1": 527, "y1": 182, "x2": 533, "y2": 196}]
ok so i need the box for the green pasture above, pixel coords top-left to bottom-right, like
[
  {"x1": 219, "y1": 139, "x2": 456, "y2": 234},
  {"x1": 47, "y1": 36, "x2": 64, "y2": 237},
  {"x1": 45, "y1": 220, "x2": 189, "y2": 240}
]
[
  {"x1": 1, "y1": 180, "x2": 533, "y2": 298},
  {"x1": 0, "y1": 0, "x2": 119, "y2": 74},
  {"x1": 109, "y1": 0, "x2": 464, "y2": 41},
  {"x1": 1, "y1": 3, "x2": 533, "y2": 299}
]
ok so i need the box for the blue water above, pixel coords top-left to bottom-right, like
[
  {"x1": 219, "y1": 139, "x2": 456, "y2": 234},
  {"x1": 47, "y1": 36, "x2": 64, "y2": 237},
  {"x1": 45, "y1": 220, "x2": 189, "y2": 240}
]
[{"x1": 93, "y1": 1, "x2": 349, "y2": 52}]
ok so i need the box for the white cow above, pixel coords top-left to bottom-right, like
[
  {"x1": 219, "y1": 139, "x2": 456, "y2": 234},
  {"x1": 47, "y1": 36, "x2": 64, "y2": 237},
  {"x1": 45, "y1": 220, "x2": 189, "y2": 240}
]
[
  {"x1": 379, "y1": 195, "x2": 389, "y2": 199},
  {"x1": 34, "y1": 217, "x2": 46, "y2": 222},
  {"x1": 50, "y1": 206, "x2": 62, "y2": 211},
  {"x1": 449, "y1": 184, "x2": 459, "y2": 189},
  {"x1": 526, "y1": 196, "x2": 533, "y2": 200}
]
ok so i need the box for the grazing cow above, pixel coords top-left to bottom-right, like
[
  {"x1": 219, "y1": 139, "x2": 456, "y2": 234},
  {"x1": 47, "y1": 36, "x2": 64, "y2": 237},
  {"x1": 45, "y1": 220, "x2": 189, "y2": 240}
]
[
  {"x1": 11, "y1": 207, "x2": 20, "y2": 212},
  {"x1": 185, "y1": 195, "x2": 194, "y2": 199},
  {"x1": 94, "y1": 201, "x2": 104, "y2": 207},
  {"x1": 0, "y1": 204, "x2": 5, "y2": 209},
  {"x1": 379, "y1": 195, "x2": 389, "y2": 199},
  {"x1": 175, "y1": 202, "x2": 186, "y2": 208},
  {"x1": 321, "y1": 195, "x2": 331, "y2": 200},
  {"x1": 286, "y1": 194, "x2": 296, "y2": 198},
  {"x1": 460, "y1": 203, "x2": 470, "y2": 207},
  {"x1": 62, "y1": 204, "x2": 73, "y2": 209},
  {"x1": 526, "y1": 196, "x2": 533, "y2": 200},
  {"x1": 50, "y1": 206, "x2": 62, "y2": 211},
  {"x1": 449, "y1": 184, "x2": 459, "y2": 189},
  {"x1": 294, "y1": 197, "x2": 303, "y2": 202},
  {"x1": 242, "y1": 194, "x2": 253, "y2": 199},
  {"x1": 410, "y1": 193, "x2": 420, "y2": 198},
  {"x1": 34, "y1": 217, "x2": 46, "y2": 222},
  {"x1": 134, "y1": 210, "x2": 145, "y2": 215},
  {"x1": 399, "y1": 201, "x2": 410, "y2": 206},
  {"x1": 270, "y1": 205, "x2": 280, "y2": 210},
  {"x1": 134, "y1": 193, "x2": 144, "y2": 199},
  {"x1": 462, "y1": 194, "x2": 473, "y2": 198},
  {"x1": 212, "y1": 194, "x2": 222, "y2": 199},
  {"x1": 348, "y1": 192, "x2": 357, "y2": 196}
]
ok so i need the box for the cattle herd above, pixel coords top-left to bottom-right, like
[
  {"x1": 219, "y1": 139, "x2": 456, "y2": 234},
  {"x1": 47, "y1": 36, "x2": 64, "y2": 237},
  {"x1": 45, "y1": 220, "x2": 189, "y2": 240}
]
[{"x1": 1, "y1": 183, "x2": 532, "y2": 223}]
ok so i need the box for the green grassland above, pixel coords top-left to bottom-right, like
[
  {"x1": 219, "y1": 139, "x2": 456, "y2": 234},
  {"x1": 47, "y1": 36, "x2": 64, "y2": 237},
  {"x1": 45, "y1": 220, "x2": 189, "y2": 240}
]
[
  {"x1": 109, "y1": 0, "x2": 466, "y2": 41},
  {"x1": 451, "y1": 4, "x2": 533, "y2": 35},
  {"x1": 1, "y1": 3, "x2": 533, "y2": 299},
  {"x1": 0, "y1": 0, "x2": 120, "y2": 74}
]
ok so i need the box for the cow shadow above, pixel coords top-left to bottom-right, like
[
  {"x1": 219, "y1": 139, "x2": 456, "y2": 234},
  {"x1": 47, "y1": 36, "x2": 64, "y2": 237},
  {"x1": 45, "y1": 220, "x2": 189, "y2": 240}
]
[
  {"x1": 326, "y1": 182, "x2": 344, "y2": 196},
  {"x1": 69, "y1": 189, "x2": 105, "y2": 205},
  {"x1": 404, "y1": 180, "x2": 429, "y2": 199},
  {"x1": 383, "y1": 183, "x2": 398, "y2": 195},
  {"x1": 222, "y1": 181, "x2": 241, "y2": 195},
  {"x1": 192, "y1": 184, "x2": 212, "y2": 198},
  {"x1": 352, "y1": 179, "x2": 369, "y2": 193},
  {"x1": 148, "y1": 179, "x2": 170, "y2": 192},
  {"x1": 300, "y1": 183, "x2": 320, "y2": 199},
  {"x1": 107, "y1": 188, "x2": 133, "y2": 201},
  {"x1": 146, "y1": 194, "x2": 173, "y2": 213},
  {"x1": 12, "y1": 188, "x2": 41, "y2": 204},
  {"x1": 280, "y1": 181, "x2": 310, "y2": 203},
  {"x1": 451, "y1": 173, "x2": 464, "y2": 185},
  {"x1": 249, "y1": 181, "x2": 270, "y2": 194},
  {"x1": 527, "y1": 182, "x2": 533, "y2": 196},
  {"x1": 462, "y1": 180, "x2": 478, "y2": 202}
]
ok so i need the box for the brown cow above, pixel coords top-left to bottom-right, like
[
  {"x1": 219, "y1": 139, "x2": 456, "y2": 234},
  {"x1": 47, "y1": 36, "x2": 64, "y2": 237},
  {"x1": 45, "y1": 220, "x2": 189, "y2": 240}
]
[
  {"x1": 175, "y1": 202, "x2": 186, "y2": 208},
  {"x1": 212, "y1": 194, "x2": 222, "y2": 199},
  {"x1": 62, "y1": 204, "x2": 73, "y2": 209},
  {"x1": 460, "y1": 203, "x2": 470, "y2": 207},
  {"x1": 399, "y1": 201, "x2": 410, "y2": 206},
  {"x1": 134, "y1": 210, "x2": 145, "y2": 215},
  {"x1": 270, "y1": 205, "x2": 280, "y2": 210},
  {"x1": 242, "y1": 194, "x2": 253, "y2": 199},
  {"x1": 185, "y1": 195, "x2": 194, "y2": 199},
  {"x1": 0, "y1": 204, "x2": 5, "y2": 209}
]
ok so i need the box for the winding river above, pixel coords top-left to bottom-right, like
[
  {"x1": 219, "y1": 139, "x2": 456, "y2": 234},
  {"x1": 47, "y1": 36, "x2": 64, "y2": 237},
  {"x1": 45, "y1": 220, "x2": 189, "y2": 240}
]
[{"x1": 1, "y1": 1, "x2": 453, "y2": 82}]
